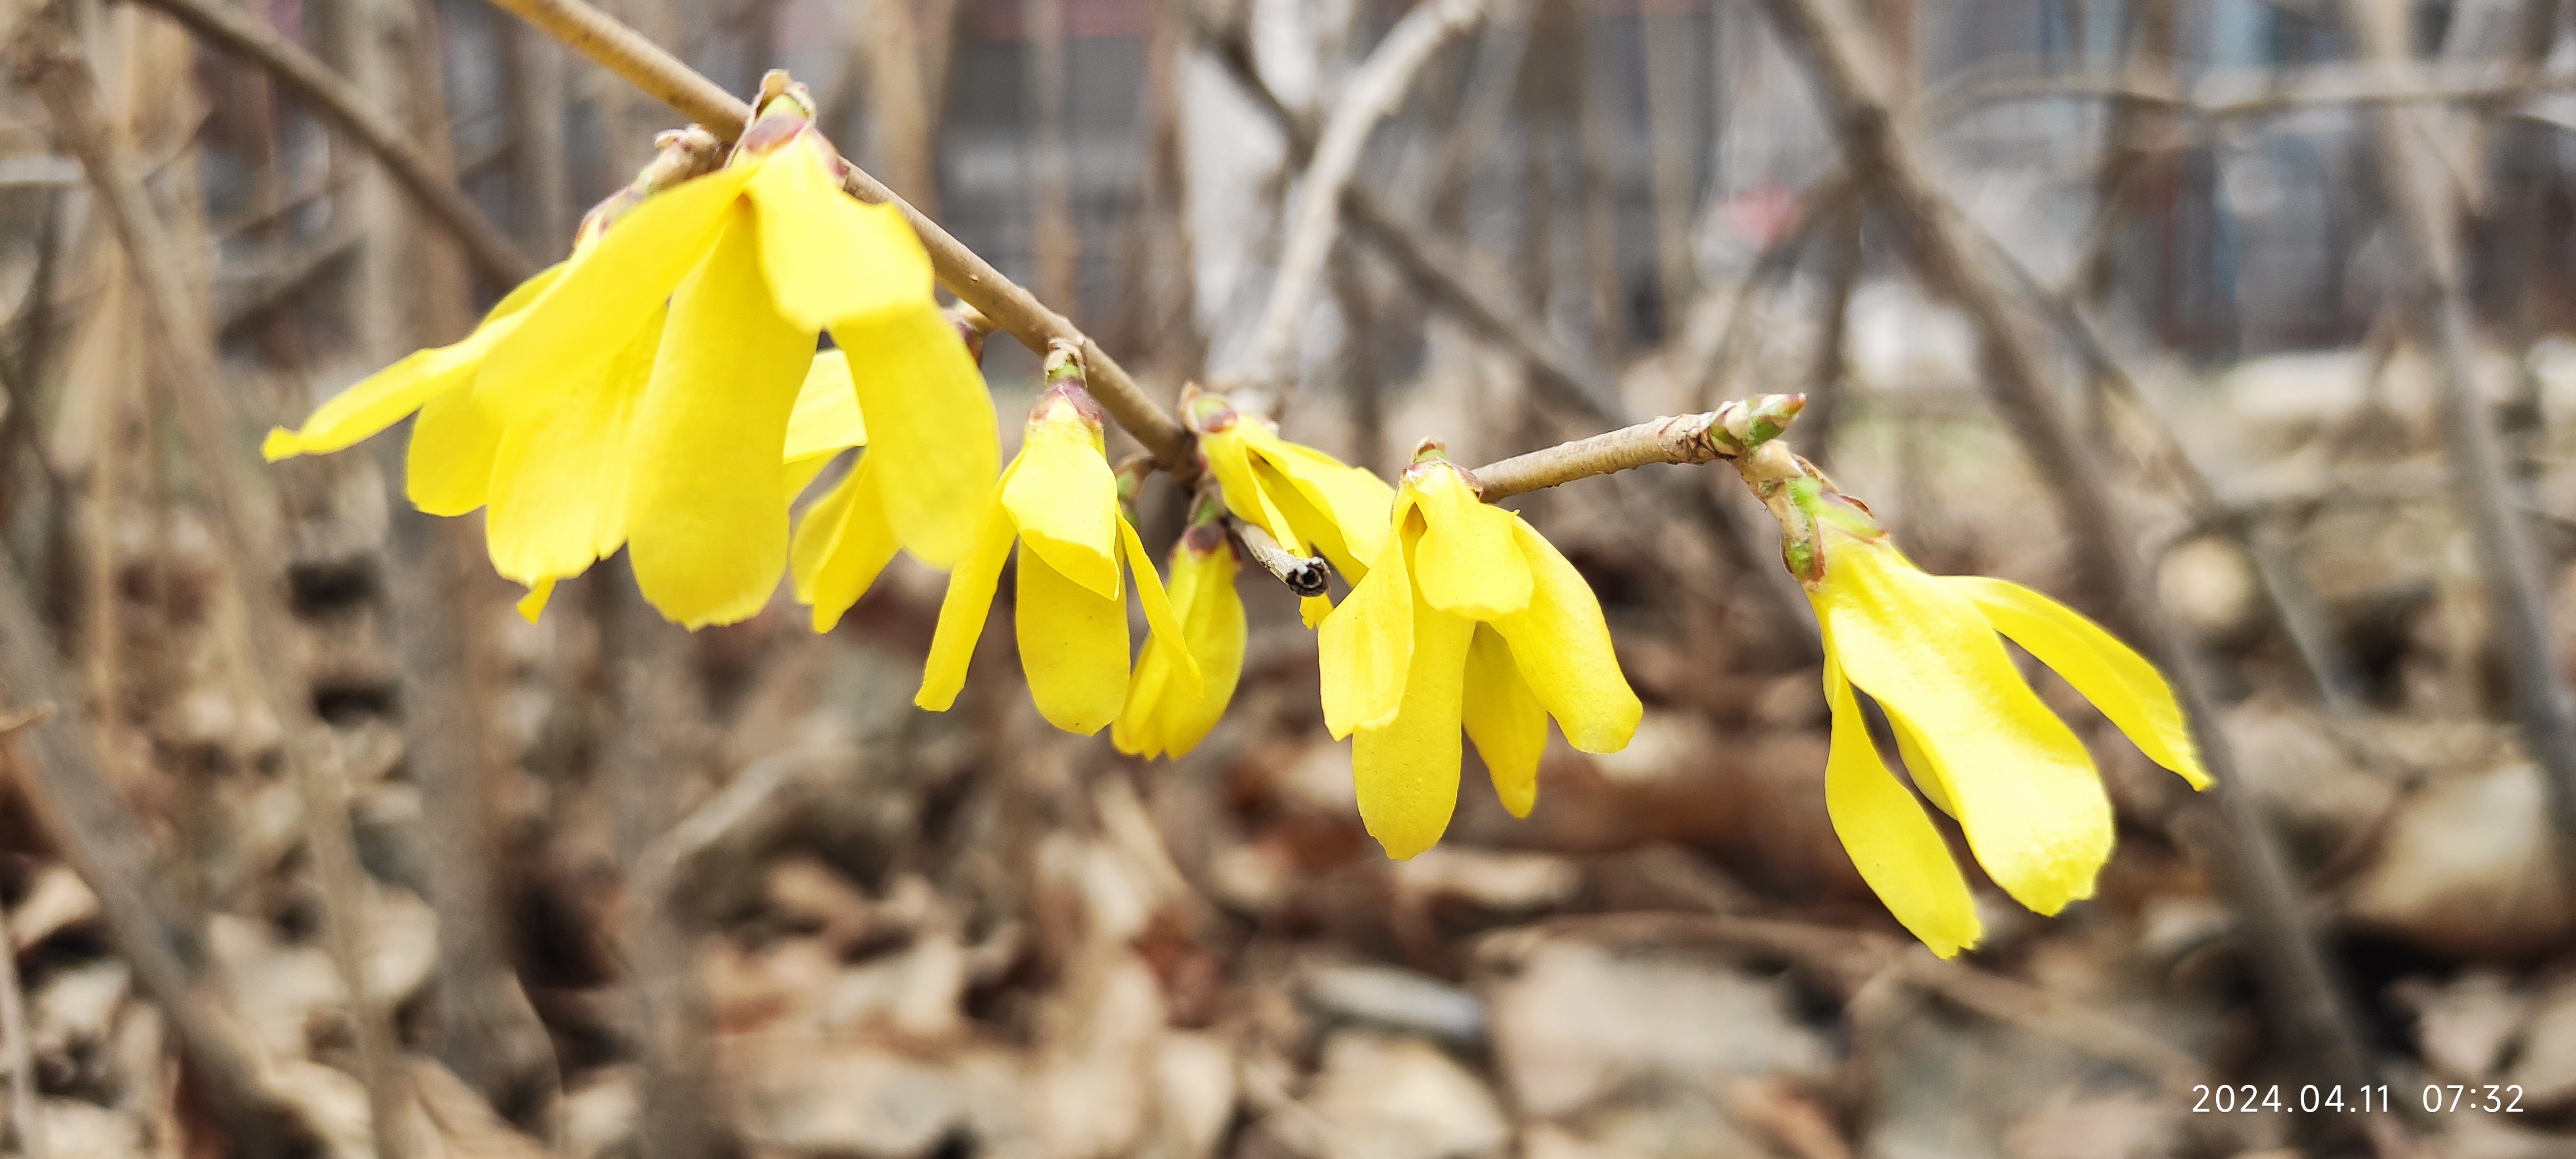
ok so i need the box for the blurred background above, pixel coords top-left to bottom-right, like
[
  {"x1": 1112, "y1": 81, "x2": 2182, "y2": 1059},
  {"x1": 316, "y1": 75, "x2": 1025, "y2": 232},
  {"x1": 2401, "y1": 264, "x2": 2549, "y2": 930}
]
[{"x1": 4, "y1": 0, "x2": 2576, "y2": 1156}]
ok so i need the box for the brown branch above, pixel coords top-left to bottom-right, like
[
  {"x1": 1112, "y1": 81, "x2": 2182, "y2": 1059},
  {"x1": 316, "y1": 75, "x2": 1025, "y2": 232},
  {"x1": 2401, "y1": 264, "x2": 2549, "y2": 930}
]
[
  {"x1": 1924, "y1": 57, "x2": 2576, "y2": 128},
  {"x1": 1474, "y1": 408, "x2": 1771, "y2": 503},
  {"x1": 1245, "y1": 0, "x2": 1484, "y2": 390},
  {"x1": 476, "y1": 0, "x2": 1197, "y2": 476},
  {"x1": 126, "y1": 0, "x2": 538, "y2": 285},
  {"x1": 1756, "y1": 0, "x2": 2394, "y2": 1126},
  {"x1": 12, "y1": 13, "x2": 412, "y2": 1152},
  {"x1": 2341, "y1": 1, "x2": 2576, "y2": 895}
]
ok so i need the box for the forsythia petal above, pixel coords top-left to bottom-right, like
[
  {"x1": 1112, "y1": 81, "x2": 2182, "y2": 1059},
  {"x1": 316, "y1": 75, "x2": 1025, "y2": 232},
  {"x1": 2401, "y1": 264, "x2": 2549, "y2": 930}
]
[
  {"x1": 833, "y1": 305, "x2": 998, "y2": 568},
  {"x1": 1352, "y1": 595, "x2": 1476, "y2": 860},
  {"x1": 1119, "y1": 518, "x2": 1201, "y2": 690},
  {"x1": 1490, "y1": 520, "x2": 1641, "y2": 754},
  {"x1": 516, "y1": 578, "x2": 555, "y2": 624},
  {"x1": 406, "y1": 384, "x2": 500, "y2": 517},
  {"x1": 476, "y1": 166, "x2": 755, "y2": 410},
  {"x1": 1888, "y1": 712, "x2": 1961, "y2": 820},
  {"x1": 749, "y1": 145, "x2": 938, "y2": 334},
  {"x1": 782, "y1": 349, "x2": 870, "y2": 462},
  {"x1": 1002, "y1": 403, "x2": 1121, "y2": 599},
  {"x1": 1319, "y1": 502, "x2": 1417, "y2": 738},
  {"x1": 1944, "y1": 575, "x2": 2212, "y2": 790},
  {"x1": 1461, "y1": 625, "x2": 1547, "y2": 818},
  {"x1": 483, "y1": 305, "x2": 665, "y2": 586},
  {"x1": 1819, "y1": 543, "x2": 2113, "y2": 917},
  {"x1": 1408, "y1": 468, "x2": 1531, "y2": 619},
  {"x1": 1014, "y1": 540, "x2": 1130, "y2": 736},
  {"x1": 624, "y1": 204, "x2": 816, "y2": 628},
  {"x1": 262, "y1": 264, "x2": 563, "y2": 460},
  {"x1": 1113, "y1": 538, "x2": 1244, "y2": 759},
  {"x1": 792, "y1": 455, "x2": 901, "y2": 632},
  {"x1": 1823, "y1": 656, "x2": 1984, "y2": 957},
  {"x1": 915, "y1": 479, "x2": 1019, "y2": 711}
]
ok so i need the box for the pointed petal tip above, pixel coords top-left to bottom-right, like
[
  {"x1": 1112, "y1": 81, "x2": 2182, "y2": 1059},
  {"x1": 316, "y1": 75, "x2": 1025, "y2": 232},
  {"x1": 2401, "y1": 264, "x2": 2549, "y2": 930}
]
[{"x1": 261, "y1": 428, "x2": 302, "y2": 462}]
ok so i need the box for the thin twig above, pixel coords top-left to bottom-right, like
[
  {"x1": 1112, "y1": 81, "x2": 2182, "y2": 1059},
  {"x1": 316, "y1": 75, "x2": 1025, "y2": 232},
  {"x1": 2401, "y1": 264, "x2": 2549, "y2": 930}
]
[
  {"x1": 12, "y1": 14, "x2": 411, "y2": 1152},
  {"x1": 126, "y1": 0, "x2": 538, "y2": 284},
  {"x1": 2341, "y1": 0, "x2": 2576, "y2": 898},
  {"x1": 1472, "y1": 402, "x2": 1797, "y2": 503},
  {"x1": 1244, "y1": 0, "x2": 1484, "y2": 391},
  {"x1": 1757, "y1": 0, "x2": 2393, "y2": 1124},
  {"x1": 1924, "y1": 57, "x2": 2576, "y2": 128},
  {"x1": 476, "y1": 0, "x2": 1196, "y2": 475},
  {"x1": 1228, "y1": 517, "x2": 1329, "y2": 597}
]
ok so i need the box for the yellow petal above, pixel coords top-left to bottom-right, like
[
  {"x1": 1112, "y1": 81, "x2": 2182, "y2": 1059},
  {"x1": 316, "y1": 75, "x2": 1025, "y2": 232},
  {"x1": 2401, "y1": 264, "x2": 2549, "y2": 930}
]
[
  {"x1": 1204, "y1": 428, "x2": 1304, "y2": 553},
  {"x1": 406, "y1": 382, "x2": 500, "y2": 516},
  {"x1": 832, "y1": 303, "x2": 998, "y2": 567},
  {"x1": 1115, "y1": 538, "x2": 1244, "y2": 759},
  {"x1": 1319, "y1": 501, "x2": 1416, "y2": 738},
  {"x1": 1120, "y1": 517, "x2": 1201, "y2": 689},
  {"x1": 1352, "y1": 598, "x2": 1475, "y2": 860},
  {"x1": 782, "y1": 349, "x2": 869, "y2": 461},
  {"x1": 476, "y1": 166, "x2": 755, "y2": 412},
  {"x1": 1001, "y1": 403, "x2": 1120, "y2": 598},
  {"x1": 1823, "y1": 655, "x2": 1983, "y2": 958},
  {"x1": 1489, "y1": 519, "x2": 1640, "y2": 753},
  {"x1": 1817, "y1": 540, "x2": 2113, "y2": 917},
  {"x1": 1016, "y1": 539, "x2": 1129, "y2": 735},
  {"x1": 1944, "y1": 575, "x2": 2211, "y2": 790},
  {"x1": 483, "y1": 305, "x2": 665, "y2": 586},
  {"x1": 1299, "y1": 593, "x2": 1333, "y2": 629},
  {"x1": 1408, "y1": 468, "x2": 1530, "y2": 619},
  {"x1": 1111, "y1": 549, "x2": 1191, "y2": 758},
  {"x1": 624, "y1": 204, "x2": 816, "y2": 628},
  {"x1": 516, "y1": 578, "x2": 555, "y2": 624},
  {"x1": 1248, "y1": 428, "x2": 1394, "y2": 574},
  {"x1": 1889, "y1": 711, "x2": 1960, "y2": 819},
  {"x1": 792, "y1": 454, "x2": 901, "y2": 632},
  {"x1": 1462, "y1": 625, "x2": 1546, "y2": 818},
  {"x1": 915, "y1": 481, "x2": 1018, "y2": 711},
  {"x1": 749, "y1": 144, "x2": 938, "y2": 333},
  {"x1": 263, "y1": 265, "x2": 561, "y2": 460}
]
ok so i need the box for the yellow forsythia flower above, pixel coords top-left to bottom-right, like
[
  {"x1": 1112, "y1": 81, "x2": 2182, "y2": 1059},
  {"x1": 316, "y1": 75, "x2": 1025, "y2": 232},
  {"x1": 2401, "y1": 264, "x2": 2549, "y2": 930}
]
[
  {"x1": 1181, "y1": 386, "x2": 1394, "y2": 625},
  {"x1": 1113, "y1": 500, "x2": 1245, "y2": 759},
  {"x1": 1752, "y1": 449, "x2": 2209, "y2": 957},
  {"x1": 1317, "y1": 443, "x2": 1642, "y2": 859},
  {"x1": 916, "y1": 376, "x2": 1199, "y2": 735},
  {"x1": 469, "y1": 83, "x2": 992, "y2": 627}
]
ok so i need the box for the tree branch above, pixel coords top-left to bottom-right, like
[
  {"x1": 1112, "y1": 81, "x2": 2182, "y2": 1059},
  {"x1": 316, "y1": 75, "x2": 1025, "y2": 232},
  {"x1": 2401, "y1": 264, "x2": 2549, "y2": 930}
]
[
  {"x1": 126, "y1": 0, "x2": 539, "y2": 285},
  {"x1": 475, "y1": 0, "x2": 1197, "y2": 476},
  {"x1": 2341, "y1": 0, "x2": 2576, "y2": 898},
  {"x1": 12, "y1": 12, "x2": 412, "y2": 1151},
  {"x1": 1471, "y1": 397, "x2": 1806, "y2": 503},
  {"x1": 1243, "y1": 0, "x2": 1484, "y2": 391}
]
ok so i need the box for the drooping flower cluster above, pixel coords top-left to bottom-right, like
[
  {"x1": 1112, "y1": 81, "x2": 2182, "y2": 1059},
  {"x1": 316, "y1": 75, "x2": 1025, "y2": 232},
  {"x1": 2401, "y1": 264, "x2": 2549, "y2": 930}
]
[
  {"x1": 265, "y1": 76, "x2": 993, "y2": 627},
  {"x1": 914, "y1": 354, "x2": 1196, "y2": 736},
  {"x1": 1737, "y1": 437, "x2": 2211, "y2": 957},
  {"x1": 1317, "y1": 442, "x2": 1643, "y2": 859},
  {"x1": 261, "y1": 69, "x2": 2211, "y2": 954}
]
